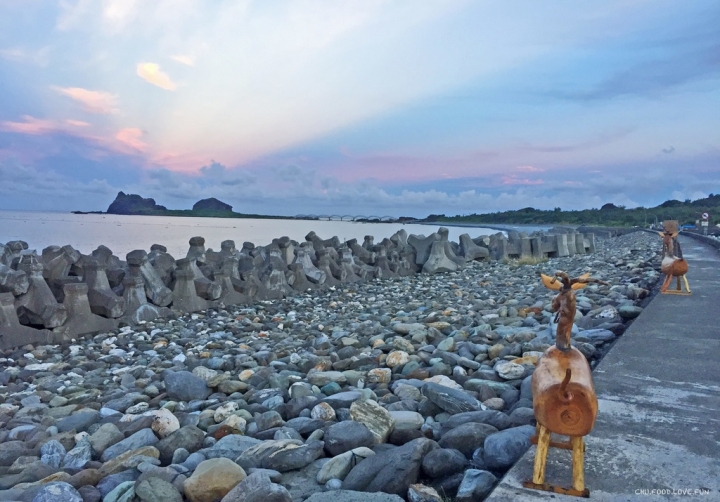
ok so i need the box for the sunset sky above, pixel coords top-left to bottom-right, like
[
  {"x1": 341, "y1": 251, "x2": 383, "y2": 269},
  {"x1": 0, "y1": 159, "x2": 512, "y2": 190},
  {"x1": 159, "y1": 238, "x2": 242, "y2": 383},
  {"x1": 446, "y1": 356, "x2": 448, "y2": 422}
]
[{"x1": 1, "y1": 1, "x2": 719, "y2": 216}]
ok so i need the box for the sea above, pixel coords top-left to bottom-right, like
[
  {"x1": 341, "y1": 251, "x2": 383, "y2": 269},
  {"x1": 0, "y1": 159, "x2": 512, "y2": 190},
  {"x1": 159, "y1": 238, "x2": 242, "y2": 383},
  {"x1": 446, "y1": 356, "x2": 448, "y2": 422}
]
[{"x1": 0, "y1": 211, "x2": 550, "y2": 258}]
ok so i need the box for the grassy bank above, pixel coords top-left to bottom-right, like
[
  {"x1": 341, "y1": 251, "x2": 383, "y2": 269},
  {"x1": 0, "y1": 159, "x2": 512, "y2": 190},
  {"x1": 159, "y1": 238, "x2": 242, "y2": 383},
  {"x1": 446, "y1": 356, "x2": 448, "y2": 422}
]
[{"x1": 424, "y1": 194, "x2": 720, "y2": 227}]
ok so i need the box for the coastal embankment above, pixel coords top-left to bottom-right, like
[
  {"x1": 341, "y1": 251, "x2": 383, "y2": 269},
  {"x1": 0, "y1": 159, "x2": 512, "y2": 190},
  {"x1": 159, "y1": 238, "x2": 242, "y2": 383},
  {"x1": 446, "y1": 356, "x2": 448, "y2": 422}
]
[
  {"x1": 486, "y1": 234, "x2": 720, "y2": 501},
  {"x1": 0, "y1": 226, "x2": 663, "y2": 501}
]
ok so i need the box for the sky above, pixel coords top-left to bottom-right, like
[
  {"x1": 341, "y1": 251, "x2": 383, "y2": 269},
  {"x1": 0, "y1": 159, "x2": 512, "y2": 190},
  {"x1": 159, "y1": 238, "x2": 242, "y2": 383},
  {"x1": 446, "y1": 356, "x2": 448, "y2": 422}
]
[{"x1": 0, "y1": 0, "x2": 719, "y2": 217}]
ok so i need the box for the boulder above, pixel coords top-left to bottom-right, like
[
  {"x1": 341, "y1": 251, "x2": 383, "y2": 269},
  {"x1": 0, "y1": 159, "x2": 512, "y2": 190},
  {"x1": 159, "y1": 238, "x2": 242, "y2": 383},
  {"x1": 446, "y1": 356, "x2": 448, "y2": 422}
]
[
  {"x1": 220, "y1": 472, "x2": 292, "y2": 502},
  {"x1": 316, "y1": 447, "x2": 374, "y2": 484},
  {"x1": 31, "y1": 481, "x2": 82, "y2": 502},
  {"x1": 483, "y1": 425, "x2": 535, "y2": 470},
  {"x1": 421, "y1": 448, "x2": 467, "y2": 479},
  {"x1": 101, "y1": 428, "x2": 159, "y2": 462},
  {"x1": 135, "y1": 477, "x2": 183, "y2": 502},
  {"x1": 155, "y1": 426, "x2": 206, "y2": 465},
  {"x1": 349, "y1": 400, "x2": 395, "y2": 444},
  {"x1": 164, "y1": 371, "x2": 211, "y2": 402},
  {"x1": 306, "y1": 492, "x2": 403, "y2": 502},
  {"x1": 183, "y1": 458, "x2": 246, "y2": 502},
  {"x1": 342, "y1": 438, "x2": 438, "y2": 496},
  {"x1": 324, "y1": 421, "x2": 376, "y2": 456},
  {"x1": 438, "y1": 423, "x2": 497, "y2": 458},
  {"x1": 455, "y1": 469, "x2": 497, "y2": 501},
  {"x1": 421, "y1": 382, "x2": 483, "y2": 415},
  {"x1": 237, "y1": 439, "x2": 324, "y2": 473}
]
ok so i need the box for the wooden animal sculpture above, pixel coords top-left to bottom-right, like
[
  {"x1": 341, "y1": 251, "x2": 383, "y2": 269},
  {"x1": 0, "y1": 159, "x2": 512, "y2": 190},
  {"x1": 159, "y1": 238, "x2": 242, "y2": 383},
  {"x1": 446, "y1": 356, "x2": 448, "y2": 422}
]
[
  {"x1": 658, "y1": 229, "x2": 691, "y2": 295},
  {"x1": 523, "y1": 271, "x2": 607, "y2": 497}
]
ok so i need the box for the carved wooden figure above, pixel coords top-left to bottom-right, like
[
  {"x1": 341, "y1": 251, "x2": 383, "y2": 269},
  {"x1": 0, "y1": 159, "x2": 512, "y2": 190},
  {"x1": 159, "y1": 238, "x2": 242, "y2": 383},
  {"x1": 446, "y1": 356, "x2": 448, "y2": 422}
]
[
  {"x1": 658, "y1": 223, "x2": 691, "y2": 295},
  {"x1": 523, "y1": 271, "x2": 607, "y2": 498}
]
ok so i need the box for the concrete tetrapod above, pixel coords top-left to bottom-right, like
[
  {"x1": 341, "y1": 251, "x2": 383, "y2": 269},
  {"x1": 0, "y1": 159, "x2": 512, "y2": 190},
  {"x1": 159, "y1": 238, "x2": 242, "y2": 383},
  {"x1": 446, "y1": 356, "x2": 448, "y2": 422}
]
[
  {"x1": 14, "y1": 254, "x2": 67, "y2": 328},
  {"x1": 184, "y1": 237, "x2": 221, "y2": 299},
  {"x1": 294, "y1": 247, "x2": 326, "y2": 285},
  {"x1": 458, "y1": 234, "x2": 489, "y2": 262},
  {"x1": 408, "y1": 233, "x2": 440, "y2": 266},
  {"x1": 83, "y1": 259, "x2": 126, "y2": 318},
  {"x1": 121, "y1": 276, "x2": 166, "y2": 324},
  {"x1": 422, "y1": 241, "x2": 459, "y2": 274},
  {"x1": 0, "y1": 292, "x2": 52, "y2": 349},
  {"x1": 214, "y1": 270, "x2": 249, "y2": 306},
  {"x1": 40, "y1": 245, "x2": 80, "y2": 283},
  {"x1": 127, "y1": 250, "x2": 174, "y2": 307},
  {"x1": 53, "y1": 282, "x2": 118, "y2": 342},
  {"x1": 0, "y1": 263, "x2": 29, "y2": 296},
  {"x1": 172, "y1": 263, "x2": 208, "y2": 313}
]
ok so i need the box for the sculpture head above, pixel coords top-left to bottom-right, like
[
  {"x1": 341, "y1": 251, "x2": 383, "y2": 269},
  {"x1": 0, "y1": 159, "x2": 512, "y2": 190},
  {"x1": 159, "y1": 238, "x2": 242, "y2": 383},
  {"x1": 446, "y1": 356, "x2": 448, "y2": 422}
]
[
  {"x1": 541, "y1": 271, "x2": 608, "y2": 350},
  {"x1": 541, "y1": 271, "x2": 590, "y2": 294},
  {"x1": 658, "y1": 230, "x2": 679, "y2": 258}
]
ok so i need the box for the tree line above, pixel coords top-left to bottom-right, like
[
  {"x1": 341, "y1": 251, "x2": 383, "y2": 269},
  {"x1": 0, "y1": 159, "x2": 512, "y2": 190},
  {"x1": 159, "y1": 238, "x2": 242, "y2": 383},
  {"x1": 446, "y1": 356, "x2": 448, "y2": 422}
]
[{"x1": 422, "y1": 194, "x2": 720, "y2": 227}]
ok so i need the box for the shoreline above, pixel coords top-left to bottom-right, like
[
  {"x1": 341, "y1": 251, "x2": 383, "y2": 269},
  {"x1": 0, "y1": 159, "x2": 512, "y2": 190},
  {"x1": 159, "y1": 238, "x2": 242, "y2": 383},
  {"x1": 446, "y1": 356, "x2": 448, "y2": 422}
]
[{"x1": 0, "y1": 229, "x2": 662, "y2": 501}]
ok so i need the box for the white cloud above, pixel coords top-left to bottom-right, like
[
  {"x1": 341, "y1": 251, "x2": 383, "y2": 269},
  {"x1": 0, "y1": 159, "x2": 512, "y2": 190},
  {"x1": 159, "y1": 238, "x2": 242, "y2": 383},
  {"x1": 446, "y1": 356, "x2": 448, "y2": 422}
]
[
  {"x1": 46, "y1": 1, "x2": 655, "y2": 171},
  {"x1": 102, "y1": 0, "x2": 139, "y2": 30},
  {"x1": 0, "y1": 46, "x2": 51, "y2": 66},
  {"x1": 137, "y1": 62, "x2": 177, "y2": 91},
  {"x1": 171, "y1": 55, "x2": 194, "y2": 66}
]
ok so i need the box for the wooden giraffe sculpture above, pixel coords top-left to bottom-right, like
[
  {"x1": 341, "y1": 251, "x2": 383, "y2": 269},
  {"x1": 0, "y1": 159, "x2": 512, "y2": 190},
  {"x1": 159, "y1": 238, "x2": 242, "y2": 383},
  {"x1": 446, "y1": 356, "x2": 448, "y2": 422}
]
[
  {"x1": 658, "y1": 228, "x2": 691, "y2": 295},
  {"x1": 523, "y1": 271, "x2": 607, "y2": 498}
]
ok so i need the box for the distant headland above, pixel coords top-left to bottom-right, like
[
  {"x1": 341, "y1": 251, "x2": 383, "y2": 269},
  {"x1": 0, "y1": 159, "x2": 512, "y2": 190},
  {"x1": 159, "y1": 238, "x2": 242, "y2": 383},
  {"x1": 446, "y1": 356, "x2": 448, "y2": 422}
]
[
  {"x1": 71, "y1": 191, "x2": 720, "y2": 231},
  {"x1": 427, "y1": 194, "x2": 720, "y2": 228},
  {"x1": 72, "y1": 191, "x2": 289, "y2": 220}
]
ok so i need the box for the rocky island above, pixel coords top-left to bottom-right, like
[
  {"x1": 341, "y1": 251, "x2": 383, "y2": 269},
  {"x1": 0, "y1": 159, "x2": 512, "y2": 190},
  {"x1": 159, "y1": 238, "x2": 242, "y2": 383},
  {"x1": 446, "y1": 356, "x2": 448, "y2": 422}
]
[{"x1": 73, "y1": 192, "x2": 287, "y2": 220}]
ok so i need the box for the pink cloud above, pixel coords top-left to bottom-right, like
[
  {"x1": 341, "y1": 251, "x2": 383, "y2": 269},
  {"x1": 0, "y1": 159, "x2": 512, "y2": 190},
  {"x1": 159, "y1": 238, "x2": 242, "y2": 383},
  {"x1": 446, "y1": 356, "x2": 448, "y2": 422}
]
[
  {"x1": 501, "y1": 175, "x2": 544, "y2": 185},
  {"x1": 66, "y1": 119, "x2": 91, "y2": 127},
  {"x1": 516, "y1": 165, "x2": 545, "y2": 172},
  {"x1": 326, "y1": 147, "x2": 500, "y2": 183},
  {"x1": 54, "y1": 87, "x2": 118, "y2": 114},
  {"x1": 1, "y1": 115, "x2": 155, "y2": 161},
  {"x1": 0, "y1": 116, "x2": 60, "y2": 135},
  {"x1": 115, "y1": 128, "x2": 148, "y2": 151},
  {"x1": 563, "y1": 180, "x2": 584, "y2": 186}
]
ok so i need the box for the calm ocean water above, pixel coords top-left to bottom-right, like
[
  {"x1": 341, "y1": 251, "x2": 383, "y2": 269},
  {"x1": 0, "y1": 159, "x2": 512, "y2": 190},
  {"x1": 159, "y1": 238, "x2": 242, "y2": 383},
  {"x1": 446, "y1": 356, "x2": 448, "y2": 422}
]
[{"x1": 0, "y1": 211, "x2": 545, "y2": 258}]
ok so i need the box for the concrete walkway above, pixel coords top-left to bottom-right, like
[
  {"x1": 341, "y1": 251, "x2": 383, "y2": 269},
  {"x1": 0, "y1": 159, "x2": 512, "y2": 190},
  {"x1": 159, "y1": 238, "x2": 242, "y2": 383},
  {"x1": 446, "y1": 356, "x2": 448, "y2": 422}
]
[{"x1": 486, "y1": 235, "x2": 720, "y2": 501}]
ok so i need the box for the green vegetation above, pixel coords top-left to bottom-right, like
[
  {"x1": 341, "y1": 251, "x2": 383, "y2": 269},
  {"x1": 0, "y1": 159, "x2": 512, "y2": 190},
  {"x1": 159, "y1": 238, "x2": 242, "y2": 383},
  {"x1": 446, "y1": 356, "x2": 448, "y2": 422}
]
[
  {"x1": 502, "y1": 256, "x2": 548, "y2": 266},
  {"x1": 425, "y1": 194, "x2": 720, "y2": 227},
  {"x1": 127, "y1": 208, "x2": 288, "y2": 219}
]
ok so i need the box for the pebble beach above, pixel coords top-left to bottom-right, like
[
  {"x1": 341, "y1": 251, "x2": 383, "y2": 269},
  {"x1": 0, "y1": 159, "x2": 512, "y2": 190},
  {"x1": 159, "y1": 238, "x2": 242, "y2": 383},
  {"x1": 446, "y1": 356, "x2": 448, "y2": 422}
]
[{"x1": 0, "y1": 231, "x2": 662, "y2": 502}]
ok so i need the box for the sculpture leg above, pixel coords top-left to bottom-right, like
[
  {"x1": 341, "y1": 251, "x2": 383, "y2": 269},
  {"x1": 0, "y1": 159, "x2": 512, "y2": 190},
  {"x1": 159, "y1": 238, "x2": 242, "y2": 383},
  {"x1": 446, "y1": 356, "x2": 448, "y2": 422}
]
[
  {"x1": 661, "y1": 274, "x2": 672, "y2": 292},
  {"x1": 532, "y1": 425, "x2": 551, "y2": 485},
  {"x1": 683, "y1": 275, "x2": 691, "y2": 294},
  {"x1": 676, "y1": 276, "x2": 682, "y2": 291},
  {"x1": 571, "y1": 436, "x2": 585, "y2": 492}
]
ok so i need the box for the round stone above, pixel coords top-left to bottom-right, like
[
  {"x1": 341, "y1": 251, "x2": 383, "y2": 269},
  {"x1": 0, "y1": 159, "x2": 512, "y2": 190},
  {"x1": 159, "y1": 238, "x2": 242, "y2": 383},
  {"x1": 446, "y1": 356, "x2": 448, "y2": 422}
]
[
  {"x1": 311, "y1": 403, "x2": 337, "y2": 421},
  {"x1": 386, "y1": 351, "x2": 410, "y2": 368}
]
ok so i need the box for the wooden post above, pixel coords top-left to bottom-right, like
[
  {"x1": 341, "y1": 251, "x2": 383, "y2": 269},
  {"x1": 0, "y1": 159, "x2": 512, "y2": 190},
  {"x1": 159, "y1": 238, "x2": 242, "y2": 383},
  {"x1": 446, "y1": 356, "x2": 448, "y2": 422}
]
[
  {"x1": 533, "y1": 425, "x2": 551, "y2": 485},
  {"x1": 571, "y1": 436, "x2": 585, "y2": 492}
]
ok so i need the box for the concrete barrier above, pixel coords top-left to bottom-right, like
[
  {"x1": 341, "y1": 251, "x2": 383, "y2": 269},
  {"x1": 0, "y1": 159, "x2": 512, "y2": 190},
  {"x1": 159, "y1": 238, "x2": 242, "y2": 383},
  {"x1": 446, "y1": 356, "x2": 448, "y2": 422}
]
[{"x1": 0, "y1": 227, "x2": 599, "y2": 349}]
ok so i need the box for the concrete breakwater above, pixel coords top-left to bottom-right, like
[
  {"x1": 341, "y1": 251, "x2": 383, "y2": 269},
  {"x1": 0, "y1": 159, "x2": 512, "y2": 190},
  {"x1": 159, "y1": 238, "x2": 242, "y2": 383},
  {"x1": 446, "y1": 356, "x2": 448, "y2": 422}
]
[{"x1": 0, "y1": 226, "x2": 596, "y2": 350}]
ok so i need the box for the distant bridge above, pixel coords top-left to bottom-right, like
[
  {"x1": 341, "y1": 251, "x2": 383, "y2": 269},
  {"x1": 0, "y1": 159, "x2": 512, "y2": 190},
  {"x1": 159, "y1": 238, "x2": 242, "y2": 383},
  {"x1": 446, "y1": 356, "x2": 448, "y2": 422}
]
[{"x1": 295, "y1": 214, "x2": 401, "y2": 222}]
